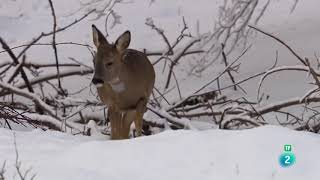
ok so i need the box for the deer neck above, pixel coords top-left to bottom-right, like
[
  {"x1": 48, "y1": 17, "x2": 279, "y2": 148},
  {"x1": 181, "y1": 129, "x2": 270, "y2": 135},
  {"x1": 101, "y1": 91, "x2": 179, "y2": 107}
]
[{"x1": 109, "y1": 76, "x2": 126, "y2": 93}]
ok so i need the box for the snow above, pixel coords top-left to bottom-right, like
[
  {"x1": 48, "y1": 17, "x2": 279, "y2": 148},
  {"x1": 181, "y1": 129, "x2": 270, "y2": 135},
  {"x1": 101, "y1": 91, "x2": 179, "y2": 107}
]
[
  {"x1": 1, "y1": 0, "x2": 320, "y2": 179},
  {"x1": 0, "y1": 126, "x2": 319, "y2": 180}
]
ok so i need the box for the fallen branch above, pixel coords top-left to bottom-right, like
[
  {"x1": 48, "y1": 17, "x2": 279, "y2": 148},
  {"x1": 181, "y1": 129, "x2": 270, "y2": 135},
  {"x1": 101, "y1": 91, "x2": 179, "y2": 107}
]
[
  {"x1": 171, "y1": 96, "x2": 320, "y2": 120},
  {"x1": 0, "y1": 81, "x2": 56, "y2": 118},
  {"x1": 220, "y1": 114, "x2": 264, "y2": 129},
  {"x1": 0, "y1": 81, "x2": 80, "y2": 131},
  {"x1": 147, "y1": 106, "x2": 196, "y2": 130}
]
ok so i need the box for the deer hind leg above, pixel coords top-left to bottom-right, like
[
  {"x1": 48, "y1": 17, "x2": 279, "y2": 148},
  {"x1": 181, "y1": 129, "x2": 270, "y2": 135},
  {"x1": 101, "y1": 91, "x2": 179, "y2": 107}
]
[
  {"x1": 134, "y1": 112, "x2": 143, "y2": 137},
  {"x1": 134, "y1": 98, "x2": 147, "y2": 137}
]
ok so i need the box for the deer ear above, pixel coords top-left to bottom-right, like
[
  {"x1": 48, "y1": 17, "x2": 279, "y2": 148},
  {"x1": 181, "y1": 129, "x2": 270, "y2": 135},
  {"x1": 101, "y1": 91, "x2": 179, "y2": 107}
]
[
  {"x1": 115, "y1": 31, "x2": 131, "y2": 52},
  {"x1": 92, "y1": 24, "x2": 108, "y2": 48}
]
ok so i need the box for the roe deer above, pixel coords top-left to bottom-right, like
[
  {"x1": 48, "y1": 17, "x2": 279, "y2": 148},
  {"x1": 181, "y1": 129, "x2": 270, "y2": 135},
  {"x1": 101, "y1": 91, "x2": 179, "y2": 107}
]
[{"x1": 91, "y1": 25, "x2": 155, "y2": 140}]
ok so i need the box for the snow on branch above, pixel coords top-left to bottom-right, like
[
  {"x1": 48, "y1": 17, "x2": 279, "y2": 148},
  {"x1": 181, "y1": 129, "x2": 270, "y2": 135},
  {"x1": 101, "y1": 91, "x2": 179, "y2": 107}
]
[
  {"x1": 0, "y1": 81, "x2": 56, "y2": 117},
  {"x1": 220, "y1": 114, "x2": 264, "y2": 129},
  {"x1": 148, "y1": 106, "x2": 196, "y2": 130},
  {"x1": 257, "y1": 65, "x2": 311, "y2": 99},
  {"x1": 16, "y1": 67, "x2": 93, "y2": 89},
  {"x1": 0, "y1": 81, "x2": 80, "y2": 131},
  {"x1": 24, "y1": 112, "x2": 83, "y2": 133}
]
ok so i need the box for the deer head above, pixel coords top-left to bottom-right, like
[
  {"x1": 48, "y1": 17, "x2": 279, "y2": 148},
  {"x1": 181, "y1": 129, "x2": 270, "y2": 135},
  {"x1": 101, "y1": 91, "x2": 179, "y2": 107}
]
[{"x1": 91, "y1": 25, "x2": 131, "y2": 87}]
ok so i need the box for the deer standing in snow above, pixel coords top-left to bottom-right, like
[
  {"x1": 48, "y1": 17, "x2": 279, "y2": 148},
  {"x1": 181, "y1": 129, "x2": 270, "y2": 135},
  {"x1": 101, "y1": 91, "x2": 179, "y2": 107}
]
[{"x1": 91, "y1": 25, "x2": 155, "y2": 140}]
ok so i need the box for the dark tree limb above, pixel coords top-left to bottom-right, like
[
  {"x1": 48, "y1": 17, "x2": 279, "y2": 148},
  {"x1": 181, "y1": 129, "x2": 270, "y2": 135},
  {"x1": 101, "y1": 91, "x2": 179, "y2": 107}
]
[
  {"x1": 0, "y1": 39, "x2": 40, "y2": 112},
  {"x1": 48, "y1": 0, "x2": 65, "y2": 95},
  {"x1": 16, "y1": 9, "x2": 96, "y2": 59},
  {"x1": 221, "y1": 43, "x2": 237, "y2": 90},
  {"x1": 0, "y1": 42, "x2": 92, "y2": 54},
  {"x1": 249, "y1": 25, "x2": 307, "y2": 66},
  {"x1": 164, "y1": 38, "x2": 201, "y2": 89}
]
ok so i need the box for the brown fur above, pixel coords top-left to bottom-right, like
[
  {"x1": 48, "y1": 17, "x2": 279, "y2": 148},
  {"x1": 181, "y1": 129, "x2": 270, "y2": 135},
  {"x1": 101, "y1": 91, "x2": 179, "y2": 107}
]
[{"x1": 91, "y1": 25, "x2": 155, "y2": 140}]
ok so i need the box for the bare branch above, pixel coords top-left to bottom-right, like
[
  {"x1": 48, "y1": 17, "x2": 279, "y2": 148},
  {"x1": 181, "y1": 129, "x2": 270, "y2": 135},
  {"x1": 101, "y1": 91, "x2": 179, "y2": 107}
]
[
  {"x1": 16, "y1": 9, "x2": 96, "y2": 59},
  {"x1": 249, "y1": 25, "x2": 307, "y2": 66},
  {"x1": 257, "y1": 65, "x2": 313, "y2": 99},
  {"x1": 13, "y1": 133, "x2": 37, "y2": 180},
  {"x1": 5, "y1": 67, "x2": 93, "y2": 92},
  {"x1": 254, "y1": 0, "x2": 270, "y2": 24},
  {"x1": 0, "y1": 161, "x2": 5, "y2": 180},
  {"x1": 194, "y1": 44, "x2": 251, "y2": 94},
  {"x1": 147, "y1": 106, "x2": 196, "y2": 130},
  {"x1": 0, "y1": 81, "x2": 66, "y2": 126},
  {"x1": 0, "y1": 39, "x2": 35, "y2": 94},
  {"x1": 0, "y1": 42, "x2": 92, "y2": 54},
  {"x1": 165, "y1": 38, "x2": 201, "y2": 89},
  {"x1": 145, "y1": 17, "x2": 173, "y2": 55},
  {"x1": 48, "y1": 0, "x2": 63, "y2": 93},
  {"x1": 290, "y1": 0, "x2": 299, "y2": 13},
  {"x1": 221, "y1": 43, "x2": 237, "y2": 90}
]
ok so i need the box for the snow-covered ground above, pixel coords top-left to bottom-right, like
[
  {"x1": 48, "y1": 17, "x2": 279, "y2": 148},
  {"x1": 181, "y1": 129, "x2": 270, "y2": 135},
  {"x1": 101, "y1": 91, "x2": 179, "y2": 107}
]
[
  {"x1": 1, "y1": 0, "x2": 320, "y2": 179},
  {"x1": 0, "y1": 125, "x2": 319, "y2": 180}
]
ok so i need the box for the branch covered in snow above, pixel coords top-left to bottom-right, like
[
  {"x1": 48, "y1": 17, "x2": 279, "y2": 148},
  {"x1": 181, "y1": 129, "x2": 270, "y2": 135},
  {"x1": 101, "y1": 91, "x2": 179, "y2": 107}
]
[
  {"x1": 0, "y1": 81, "x2": 80, "y2": 131},
  {"x1": 148, "y1": 106, "x2": 196, "y2": 130},
  {"x1": 0, "y1": 81, "x2": 56, "y2": 118},
  {"x1": 0, "y1": 103, "x2": 37, "y2": 129},
  {"x1": 15, "y1": 67, "x2": 93, "y2": 90},
  {"x1": 257, "y1": 65, "x2": 312, "y2": 99}
]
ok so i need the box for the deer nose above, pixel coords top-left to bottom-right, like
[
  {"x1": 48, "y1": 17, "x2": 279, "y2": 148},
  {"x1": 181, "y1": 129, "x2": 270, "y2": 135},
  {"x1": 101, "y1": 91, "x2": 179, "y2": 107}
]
[{"x1": 92, "y1": 78, "x2": 104, "y2": 85}]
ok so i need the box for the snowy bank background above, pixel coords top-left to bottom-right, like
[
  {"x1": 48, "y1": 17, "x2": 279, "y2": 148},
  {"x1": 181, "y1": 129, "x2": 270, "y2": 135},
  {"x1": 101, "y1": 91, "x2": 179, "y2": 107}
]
[{"x1": 1, "y1": 0, "x2": 320, "y2": 179}]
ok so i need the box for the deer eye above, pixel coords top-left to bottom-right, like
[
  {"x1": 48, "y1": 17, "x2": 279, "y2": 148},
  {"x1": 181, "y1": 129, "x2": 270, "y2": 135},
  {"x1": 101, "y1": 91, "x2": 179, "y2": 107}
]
[{"x1": 105, "y1": 62, "x2": 113, "y2": 67}]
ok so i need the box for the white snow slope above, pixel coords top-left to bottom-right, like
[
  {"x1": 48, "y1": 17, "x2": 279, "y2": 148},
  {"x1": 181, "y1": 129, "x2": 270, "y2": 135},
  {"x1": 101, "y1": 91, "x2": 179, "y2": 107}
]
[{"x1": 0, "y1": 126, "x2": 319, "y2": 180}]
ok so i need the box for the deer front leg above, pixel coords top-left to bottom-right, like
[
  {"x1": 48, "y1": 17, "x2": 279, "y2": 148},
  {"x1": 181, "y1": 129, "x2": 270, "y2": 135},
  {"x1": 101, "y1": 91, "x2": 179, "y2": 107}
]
[
  {"x1": 108, "y1": 106, "x2": 122, "y2": 140},
  {"x1": 110, "y1": 107, "x2": 135, "y2": 139},
  {"x1": 134, "y1": 98, "x2": 147, "y2": 137},
  {"x1": 121, "y1": 110, "x2": 136, "y2": 139}
]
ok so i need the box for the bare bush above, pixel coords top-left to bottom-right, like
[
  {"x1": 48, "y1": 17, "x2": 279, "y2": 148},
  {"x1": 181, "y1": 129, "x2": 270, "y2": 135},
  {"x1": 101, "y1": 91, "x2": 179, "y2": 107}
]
[
  {"x1": 3, "y1": 0, "x2": 319, "y2": 138},
  {"x1": 0, "y1": 134, "x2": 36, "y2": 180}
]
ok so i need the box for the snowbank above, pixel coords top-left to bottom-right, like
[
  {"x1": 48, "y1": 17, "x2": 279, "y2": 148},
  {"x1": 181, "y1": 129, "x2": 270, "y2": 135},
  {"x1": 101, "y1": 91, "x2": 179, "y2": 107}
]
[{"x1": 0, "y1": 126, "x2": 319, "y2": 180}]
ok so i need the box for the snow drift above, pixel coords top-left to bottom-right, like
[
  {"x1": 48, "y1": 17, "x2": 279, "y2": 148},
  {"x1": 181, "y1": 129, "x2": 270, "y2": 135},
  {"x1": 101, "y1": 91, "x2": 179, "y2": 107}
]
[{"x1": 0, "y1": 126, "x2": 319, "y2": 180}]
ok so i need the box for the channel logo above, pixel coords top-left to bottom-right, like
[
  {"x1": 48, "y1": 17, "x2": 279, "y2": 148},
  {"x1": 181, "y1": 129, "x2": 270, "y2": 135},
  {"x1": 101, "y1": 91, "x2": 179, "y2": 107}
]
[{"x1": 279, "y1": 144, "x2": 296, "y2": 167}]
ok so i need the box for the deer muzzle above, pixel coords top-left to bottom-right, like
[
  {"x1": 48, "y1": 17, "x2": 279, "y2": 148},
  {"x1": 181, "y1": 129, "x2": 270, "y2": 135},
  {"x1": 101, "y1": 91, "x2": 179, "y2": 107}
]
[{"x1": 92, "y1": 77, "x2": 104, "y2": 88}]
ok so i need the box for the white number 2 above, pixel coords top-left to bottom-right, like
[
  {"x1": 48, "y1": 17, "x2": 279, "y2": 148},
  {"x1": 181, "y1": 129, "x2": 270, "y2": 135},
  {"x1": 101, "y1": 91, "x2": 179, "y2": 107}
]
[{"x1": 285, "y1": 155, "x2": 291, "y2": 164}]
